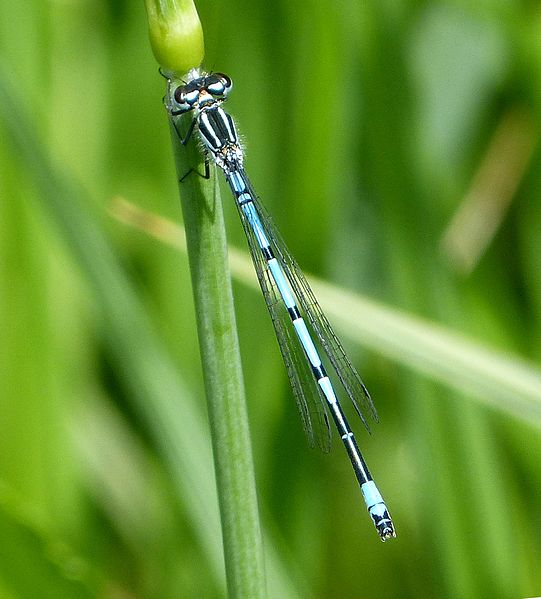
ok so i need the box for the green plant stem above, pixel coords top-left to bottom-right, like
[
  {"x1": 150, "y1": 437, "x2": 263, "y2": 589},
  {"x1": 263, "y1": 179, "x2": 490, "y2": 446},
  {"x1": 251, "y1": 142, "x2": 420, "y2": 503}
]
[
  {"x1": 169, "y1": 120, "x2": 266, "y2": 599},
  {"x1": 144, "y1": 0, "x2": 204, "y2": 74}
]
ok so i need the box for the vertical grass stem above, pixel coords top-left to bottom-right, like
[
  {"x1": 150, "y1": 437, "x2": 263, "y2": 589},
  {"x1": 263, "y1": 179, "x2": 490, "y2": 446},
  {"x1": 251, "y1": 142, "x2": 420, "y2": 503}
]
[{"x1": 168, "y1": 116, "x2": 267, "y2": 598}]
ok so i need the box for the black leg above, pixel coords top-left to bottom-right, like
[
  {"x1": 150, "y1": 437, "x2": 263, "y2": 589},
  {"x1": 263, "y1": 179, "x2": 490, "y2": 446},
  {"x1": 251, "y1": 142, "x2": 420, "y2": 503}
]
[
  {"x1": 179, "y1": 159, "x2": 210, "y2": 183},
  {"x1": 171, "y1": 116, "x2": 197, "y2": 146},
  {"x1": 170, "y1": 115, "x2": 210, "y2": 181}
]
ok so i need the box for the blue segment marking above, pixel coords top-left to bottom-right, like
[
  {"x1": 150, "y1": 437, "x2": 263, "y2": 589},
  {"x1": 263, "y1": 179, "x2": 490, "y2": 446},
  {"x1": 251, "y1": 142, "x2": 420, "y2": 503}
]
[
  {"x1": 361, "y1": 481, "x2": 384, "y2": 509},
  {"x1": 229, "y1": 170, "x2": 246, "y2": 193},
  {"x1": 293, "y1": 317, "x2": 322, "y2": 368},
  {"x1": 268, "y1": 258, "x2": 296, "y2": 309},
  {"x1": 317, "y1": 375, "x2": 337, "y2": 405},
  {"x1": 242, "y1": 202, "x2": 270, "y2": 249}
]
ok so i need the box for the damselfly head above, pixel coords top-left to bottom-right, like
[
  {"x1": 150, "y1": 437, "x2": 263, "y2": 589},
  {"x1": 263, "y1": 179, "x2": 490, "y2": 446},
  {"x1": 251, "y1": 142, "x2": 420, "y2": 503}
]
[{"x1": 172, "y1": 72, "x2": 232, "y2": 113}]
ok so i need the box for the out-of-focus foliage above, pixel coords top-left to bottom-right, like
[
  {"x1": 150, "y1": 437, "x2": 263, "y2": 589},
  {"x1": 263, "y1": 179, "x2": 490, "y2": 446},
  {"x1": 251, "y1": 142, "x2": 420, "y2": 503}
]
[{"x1": 1, "y1": 1, "x2": 540, "y2": 598}]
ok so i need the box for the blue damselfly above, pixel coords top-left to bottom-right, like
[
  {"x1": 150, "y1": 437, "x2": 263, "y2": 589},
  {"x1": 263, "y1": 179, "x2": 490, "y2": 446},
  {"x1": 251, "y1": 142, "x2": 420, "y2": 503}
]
[{"x1": 165, "y1": 69, "x2": 395, "y2": 541}]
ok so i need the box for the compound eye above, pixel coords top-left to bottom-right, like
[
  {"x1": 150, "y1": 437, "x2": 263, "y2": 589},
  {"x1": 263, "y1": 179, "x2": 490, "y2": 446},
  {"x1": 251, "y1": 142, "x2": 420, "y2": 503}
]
[
  {"x1": 207, "y1": 73, "x2": 232, "y2": 98},
  {"x1": 173, "y1": 86, "x2": 199, "y2": 112}
]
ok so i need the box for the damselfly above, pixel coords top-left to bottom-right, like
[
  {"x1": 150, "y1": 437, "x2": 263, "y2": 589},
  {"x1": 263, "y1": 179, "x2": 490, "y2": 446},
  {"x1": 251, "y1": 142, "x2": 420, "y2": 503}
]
[{"x1": 164, "y1": 69, "x2": 395, "y2": 541}]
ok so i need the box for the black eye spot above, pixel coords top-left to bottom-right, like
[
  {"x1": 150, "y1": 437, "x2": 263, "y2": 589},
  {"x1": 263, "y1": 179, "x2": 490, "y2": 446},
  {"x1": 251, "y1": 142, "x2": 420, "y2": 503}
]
[
  {"x1": 217, "y1": 73, "x2": 232, "y2": 90},
  {"x1": 174, "y1": 86, "x2": 185, "y2": 104}
]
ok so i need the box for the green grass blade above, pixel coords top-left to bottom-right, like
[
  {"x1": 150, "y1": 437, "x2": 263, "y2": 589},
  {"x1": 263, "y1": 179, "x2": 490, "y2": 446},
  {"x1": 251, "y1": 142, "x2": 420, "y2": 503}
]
[
  {"x1": 313, "y1": 279, "x2": 541, "y2": 424},
  {"x1": 167, "y1": 102, "x2": 267, "y2": 597}
]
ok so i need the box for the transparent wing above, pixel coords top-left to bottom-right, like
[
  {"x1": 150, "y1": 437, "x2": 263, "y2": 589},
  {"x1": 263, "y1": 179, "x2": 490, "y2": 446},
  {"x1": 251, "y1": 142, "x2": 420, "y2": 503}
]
[
  {"x1": 244, "y1": 184, "x2": 378, "y2": 432},
  {"x1": 235, "y1": 199, "x2": 332, "y2": 452}
]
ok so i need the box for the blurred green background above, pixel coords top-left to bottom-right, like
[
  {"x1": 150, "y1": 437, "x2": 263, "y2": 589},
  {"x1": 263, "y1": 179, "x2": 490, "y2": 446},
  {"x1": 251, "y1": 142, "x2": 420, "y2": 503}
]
[{"x1": 1, "y1": 0, "x2": 541, "y2": 597}]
